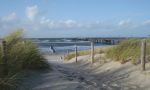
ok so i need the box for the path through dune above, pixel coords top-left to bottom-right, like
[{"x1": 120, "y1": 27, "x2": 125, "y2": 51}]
[{"x1": 20, "y1": 54, "x2": 150, "y2": 90}]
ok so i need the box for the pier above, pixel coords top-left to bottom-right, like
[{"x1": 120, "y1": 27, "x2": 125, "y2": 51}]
[{"x1": 29, "y1": 37, "x2": 146, "y2": 45}]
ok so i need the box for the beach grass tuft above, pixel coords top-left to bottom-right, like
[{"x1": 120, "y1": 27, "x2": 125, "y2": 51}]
[
  {"x1": 106, "y1": 39, "x2": 150, "y2": 64},
  {"x1": 0, "y1": 30, "x2": 49, "y2": 90},
  {"x1": 65, "y1": 38, "x2": 150, "y2": 65}
]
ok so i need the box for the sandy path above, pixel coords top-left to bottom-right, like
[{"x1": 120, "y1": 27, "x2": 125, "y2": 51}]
[
  {"x1": 20, "y1": 54, "x2": 100, "y2": 90},
  {"x1": 20, "y1": 54, "x2": 150, "y2": 90}
]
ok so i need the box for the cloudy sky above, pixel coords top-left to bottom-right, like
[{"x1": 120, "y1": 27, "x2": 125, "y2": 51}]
[{"x1": 0, "y1": 0, "x2": 150, "y2": 38}]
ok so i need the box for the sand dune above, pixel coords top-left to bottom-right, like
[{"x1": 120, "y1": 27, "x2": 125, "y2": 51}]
[{"x1": 20, "y1": 54, "x2": 150, "y2": 90}]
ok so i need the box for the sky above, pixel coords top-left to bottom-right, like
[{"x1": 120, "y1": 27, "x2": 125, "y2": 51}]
[{"x1": 0, "y1": 0, "x2": 150, "y2": 38}]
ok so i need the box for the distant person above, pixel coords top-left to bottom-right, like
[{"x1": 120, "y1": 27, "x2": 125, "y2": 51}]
[
  {"x1": 60, "y1": 56, "x2": 63, "y2": 60},
  {"x1": 50, "y1": 45, "x2": 56, "y2": 53}
]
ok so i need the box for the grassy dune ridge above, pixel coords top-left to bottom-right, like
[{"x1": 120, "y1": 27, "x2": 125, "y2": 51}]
[
  {"x1": 65, "y1": 39, "x2": 150, "y2": 65},
  {"x1": 0, "y1": 30, "x2": 49, "y2": 90},
  {"x1": 106, "y1": 39, "x2": 150, "y2": 64}
]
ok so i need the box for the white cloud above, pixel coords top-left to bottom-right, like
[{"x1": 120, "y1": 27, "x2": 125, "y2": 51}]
[
  {"x1": 0, "y1": 12, "x2": 19, "y2": 32},
  {"x1": 64, "y1": 19, "x2": 77, "y2": 28},
  {"x1": 39, "y1": 18, "x2": 80, "y2": 29},
  {"x1": 1, "y1": 10, "x2": 150, "y2": 37},
  {"x1": 118, "y1": 20, "x2": 135, "y2": 29},
  {"x1": 2, "y1": 12, "x2": 17, "y2": 22},
  {"x1": 118, "y1": 20, "x2": 130, "y2": 26},
  {"x1": 40, "y1": 16, "x2": 50, "y2": 24},
  {"x1": 39, "y1": 18, "x2": 114, "y2": 30},
  {"x1": 26, "y1": 5, "x2": 38, "y2": 21},
  {"x1": 143, "y1": 20, "x2": 150, "y2": 26}
]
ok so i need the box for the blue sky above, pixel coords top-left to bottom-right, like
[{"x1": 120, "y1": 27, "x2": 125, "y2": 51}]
[{"x1": 0, "y1": 0, "x2": 150, "y2": 38}]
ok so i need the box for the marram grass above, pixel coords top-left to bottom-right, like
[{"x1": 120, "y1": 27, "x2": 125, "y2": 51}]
[
  {"x1": 106, "y1": 39, "x2": 150, "y2": 64},
  {"x1": 0, "y1": 30, "x2": 49, "y2": 90},
  {"x1": 65, "y1": 39, "x2": 150, "y2": 65}
]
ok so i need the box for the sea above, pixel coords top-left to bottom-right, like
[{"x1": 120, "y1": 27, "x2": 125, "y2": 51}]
[{"x1": 31, "y1": 38, "x2": 111, "y2": 54}]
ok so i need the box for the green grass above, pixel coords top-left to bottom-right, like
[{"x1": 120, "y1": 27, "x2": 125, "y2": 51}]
[
  {"x1": 65, "y1": 39, "x2": 150, "y2": 65},
  {"x1": 106, "y1": 39, "x2": 150, "y2": 64},
  {"x1": 0, "y1": 30, "x2": 49, "y2": 90},
  {"x1": 64, "y1": 47, "x2": 109, "y2": 60}
]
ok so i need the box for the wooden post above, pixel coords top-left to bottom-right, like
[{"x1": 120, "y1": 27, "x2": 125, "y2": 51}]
[
  {"x1": 0, "y1": 40, "x2": 8, "y2": 76},
  {"x1": 117, "y1": 40, "x2": 120, "y2": 44},
  {"x1": 67, "y1": 50, "x2": 69, "y2": 54},
  {"x1": 141, "y1": 39, "x2": 146, "y2": 71},
  {"x1": 91, "y1": 41, "x2": 94, "y2": 63},
  {"x1": 112, "y1": 40, "x2": 115, "y2": 45},
  {"x1": 75, "y1": 45, "x2": 77, "y2": 62}
]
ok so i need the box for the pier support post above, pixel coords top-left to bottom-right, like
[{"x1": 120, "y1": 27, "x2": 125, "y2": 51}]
[
  {"x1": 91, "y1": 41, "x2": 94, "y2": 63},
  {"x1": 141, "y1": 39, "x2": 146, "y2": 71}
]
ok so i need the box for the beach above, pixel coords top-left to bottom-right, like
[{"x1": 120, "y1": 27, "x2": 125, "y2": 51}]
[
  {"x1": 1, "y1": 1, "x2": 150, "y2": 90},
  {"x1": 18, "y1": 50, "x2": 150, "y2": 90},
  {"x1": 18, "y1": 38, "x2": 150, "y2": 90}
]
